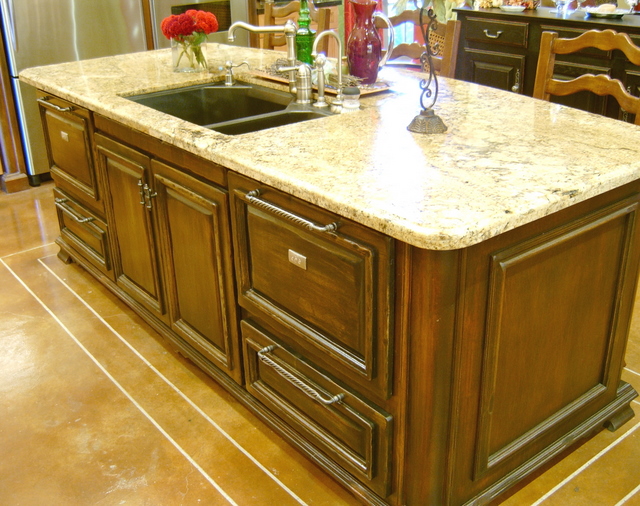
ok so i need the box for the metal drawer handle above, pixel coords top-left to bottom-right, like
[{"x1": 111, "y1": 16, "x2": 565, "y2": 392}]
[
  {"x1": 257, "y1": 345, "x2": 345, "y2": 406},
  {"x1": 37, "y1": 97, "x2": 74, "y2": 112},
  {"x1": 55, "y1": 197, "x2": 95, "y2": 223},
  {"x1": 246, "y1": 190, "x2": 339, "y2": 233},
  {"x1": 483, "y1": 29, "x2": 503, "y2": 39}
]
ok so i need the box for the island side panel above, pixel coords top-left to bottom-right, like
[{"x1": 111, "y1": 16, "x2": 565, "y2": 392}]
[{"x1": 440, "y1": 181, "x2": 640, "y2": 506}]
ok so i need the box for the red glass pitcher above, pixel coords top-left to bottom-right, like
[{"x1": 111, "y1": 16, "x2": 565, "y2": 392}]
[{"x1": 346, "y1": 0, "x2": 394, "y2": 85}]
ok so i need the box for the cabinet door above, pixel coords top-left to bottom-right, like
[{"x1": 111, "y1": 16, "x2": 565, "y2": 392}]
[
  {"x1": 460, "y1": 48, "x2": 525, "y2": 93},
  {"x1": 152, "y1": 160, "x2": 242, "y2": 384},
  {"x1": 95, "y1": 133, "x2": 166, "y2": 322}
]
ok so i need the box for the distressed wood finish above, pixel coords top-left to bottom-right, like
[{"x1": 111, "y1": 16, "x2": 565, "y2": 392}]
[
  {"x1": 152, "y1": 159, "x2": 242, "y2": 384},
  {"x1": 229, "y1": 171, "x2": 394, "y2": 402},
  {"x1": 39, "y1": 91, "x2": 639, "y2": 506},
  {"x1": 38, "y1": 92, "x2": 103, "y2": 215},
  {"x1": 96, "y1": 133, "x2": 166, "y2": 323}
]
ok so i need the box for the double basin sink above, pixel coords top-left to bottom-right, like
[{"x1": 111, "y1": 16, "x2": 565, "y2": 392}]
[{"x1": 126, "y1": 80, "x2": 332, "y2": 135}]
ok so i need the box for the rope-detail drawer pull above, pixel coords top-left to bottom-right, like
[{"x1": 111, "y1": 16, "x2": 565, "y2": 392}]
[
  {"x1": 246, "y1": 189, "x2": 338, "y2": 233},
  {"x1": 257, "y1": 345, "x2": 345, "y2": 406}
]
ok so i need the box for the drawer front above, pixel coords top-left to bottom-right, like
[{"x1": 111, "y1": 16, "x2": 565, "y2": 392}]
[
  {"x1": 242, "y1": 320, "x2": 393, "y2": 498},
  {"x1": 466, "y1": 17, "x2": 528, "y2": 48},
  {"x1": 229, "y1": 173, "x2": 394, "y2": 400},
  {"x1": 54, "y1": 187, "x2": 113, "y2": 280},
  {"x1": 38, "y1": 92, "x2": 102, "y2": 215}
]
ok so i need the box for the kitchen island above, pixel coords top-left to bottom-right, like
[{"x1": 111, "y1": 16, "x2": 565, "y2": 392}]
[{"x1": 20, "y1": 45, "x2": 640, "y2": 505}]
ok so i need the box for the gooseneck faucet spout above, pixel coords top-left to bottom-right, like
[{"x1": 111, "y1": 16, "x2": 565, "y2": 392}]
[
  {"x1": 228, "y1": 20, "x2": 298, "y2": 92},
  {"x1": 312, "y1": 30, "x2": 344, "y2": 111}
]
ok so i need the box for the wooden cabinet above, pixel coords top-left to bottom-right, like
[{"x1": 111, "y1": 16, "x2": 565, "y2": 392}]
[
  {"x1": 229, "y1": 172, "x2": 395, "y2": 401},
  {"x1": 95, "y1": 133, "x2": 166, "y2": 323},
  {"x1": 91, "y1": 114, "x2": 242, "y2": 385},
  {"x1": 38, "y1": 92, "x2": 114, "y2": 280},
  {"x1": 454, "y1": 8, "x2": 640, "y2": 120},
  {"x1": 40, "y1": 90, "x2": 639, "y2": 506},
  {"x1": 242, "y1": 320, "x2": 393, "y2": 498},
  {"x1": 152, "y1": 159, "x2": 242, "y2": 384},
  {"x1": 38, "y1": 91, "x2": 103, "y2": 214}
]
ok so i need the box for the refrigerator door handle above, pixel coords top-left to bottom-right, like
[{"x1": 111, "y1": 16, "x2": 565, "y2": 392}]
[{"x1": 1, "y1": 0, "x2": 17, "y2": 54}]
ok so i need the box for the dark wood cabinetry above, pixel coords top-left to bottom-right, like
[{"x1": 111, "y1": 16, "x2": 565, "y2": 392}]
[
  {"x1": 152, "y1": 159, "x2": 241, "y2": 384},
  {"x1": 39, "y1": 89, "x2": 638, "y2": 506},
  {"x1": 95, "y1": 133, "x2": 166, "y2": 323},
  {"x1": 38, "y1": 93, "x2": 114, "y2": 280},
  {"x1": 229, "y1": 172, "x2": 394, "y2": 402},
  {"x1": 455, "y1": 7, "x2": 640, "y2": 120}
]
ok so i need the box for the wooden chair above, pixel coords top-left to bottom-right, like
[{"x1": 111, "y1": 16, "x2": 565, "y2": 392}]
[
  {"x1": 263, "y1": 0, "x2": 332, "y2": 55},
  {"x1": 533, "y1": 29, "x2": 640, "y2": 125},
  {"x1": 374, "y1": 12, "x2": 461, "y2": 78}
]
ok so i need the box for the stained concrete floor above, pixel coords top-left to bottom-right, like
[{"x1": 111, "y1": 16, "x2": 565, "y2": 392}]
[{"x1": 1, "y1": 182, "x2": 639, "y2": 505}]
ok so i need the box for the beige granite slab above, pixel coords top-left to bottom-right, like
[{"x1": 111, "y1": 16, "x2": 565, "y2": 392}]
[{"x1": 20, "y1": 44, "x2": 640, "y2": 250}]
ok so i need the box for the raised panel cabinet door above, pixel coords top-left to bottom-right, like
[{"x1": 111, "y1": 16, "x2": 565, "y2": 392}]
[
  {"x1": 151, "y1": 160, "x2": 242, "y2": 384},
  {"x1": 446, "y1": 188, "x2": 640, "y2": 506},
  {"x1": 460, "y1": 48, "x2": 525, "y2": 93},
  {"x1": 95, "y1": 133, "x2": 165, "y2": 321}
]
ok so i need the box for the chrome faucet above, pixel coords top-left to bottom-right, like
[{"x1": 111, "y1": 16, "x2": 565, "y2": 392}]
[
  {"x1": 312, "y1": 30, "x2": 344, "y2": 112},
  {"x1": 228, "y1": 20, "x2": 298, "y2": 93}
]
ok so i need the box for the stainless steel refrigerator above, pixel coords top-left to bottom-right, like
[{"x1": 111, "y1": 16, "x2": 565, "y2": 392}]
[{"x1": 0, "y1": 0, "x2": 147, "y2": 183}]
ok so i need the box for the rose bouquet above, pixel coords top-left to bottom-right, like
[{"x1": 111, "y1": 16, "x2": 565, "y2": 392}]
[{"x1": 161, "y1": 10, "x2": 218, "y2": 72}]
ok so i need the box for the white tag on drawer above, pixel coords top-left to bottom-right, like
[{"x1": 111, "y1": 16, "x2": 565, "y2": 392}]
[
  {"x1": 288, "y1": 249, "x2": 307, "y2": 270},
  {"x1": 60, "y1": 131, "x2": 69, "y2": 142}
]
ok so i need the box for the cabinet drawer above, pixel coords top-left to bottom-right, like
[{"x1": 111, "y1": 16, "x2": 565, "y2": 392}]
[
  {"x1": 54, "y1": 187, "x2": 113, "y2": 280},
  {"x1": 38, "y1": 91, "x2": 102, "y2": 215},
  {"x1": 229, "y1": 173, "x2": 394, "y2": 400},
  {"x1": 465, "y1": 17, "x2": 528, "y2": 48},
  {"x1": 242, "y1": 320, "x2": 393, "y2": 498}
]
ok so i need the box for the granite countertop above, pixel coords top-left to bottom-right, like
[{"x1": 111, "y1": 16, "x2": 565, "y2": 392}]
[{"x1": 19, "y1": 44, "x2": 640, "y2": 250}]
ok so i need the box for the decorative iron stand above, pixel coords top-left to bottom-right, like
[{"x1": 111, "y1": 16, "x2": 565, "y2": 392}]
[{"x1": 407, "y1": 5, "x2": 448, "y2": 134}]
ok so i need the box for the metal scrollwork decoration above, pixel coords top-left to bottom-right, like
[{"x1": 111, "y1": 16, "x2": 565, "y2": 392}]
[{"x1": 407, "y1": 3, "x2": 448, "y2": 134}]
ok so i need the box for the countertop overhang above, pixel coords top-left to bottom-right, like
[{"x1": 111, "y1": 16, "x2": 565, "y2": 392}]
[{"x1": 19, "y1": 44, "x2": 640, "y2": 250}]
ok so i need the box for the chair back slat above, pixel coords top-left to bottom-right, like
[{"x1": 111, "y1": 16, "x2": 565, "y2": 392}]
[
  {"x1": 533, "y1": 29, "x2": 640, "y2": 126},
  {"x1": 263, "y1": 0, "x2": 331, "y2": 55}
]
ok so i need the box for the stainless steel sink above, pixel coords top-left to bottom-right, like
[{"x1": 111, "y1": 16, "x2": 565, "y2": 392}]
[
  {"x1": 212, "y1": 109, "x2": 330, "y2": 135},
  {"x1": 126, "y1": 81, "x2": 333, "y2": 135}
]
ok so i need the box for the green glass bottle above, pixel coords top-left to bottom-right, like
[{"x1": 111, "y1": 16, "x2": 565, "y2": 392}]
[{"x1": 295, "y1": 0, "x2": 315, "y2": 65}]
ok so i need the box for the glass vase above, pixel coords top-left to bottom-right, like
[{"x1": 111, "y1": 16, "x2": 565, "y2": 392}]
[
  {"x1": 171, "y1": 36, "x2": 207, "y2": 73},
  {"x1": 346, "y1": 0, "x2": 393, "y2": 85}
]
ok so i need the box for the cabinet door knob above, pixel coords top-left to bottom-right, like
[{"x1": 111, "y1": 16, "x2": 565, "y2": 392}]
[{"x1": 483, "y1": 29, "x2": 503, "y2": 39}]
